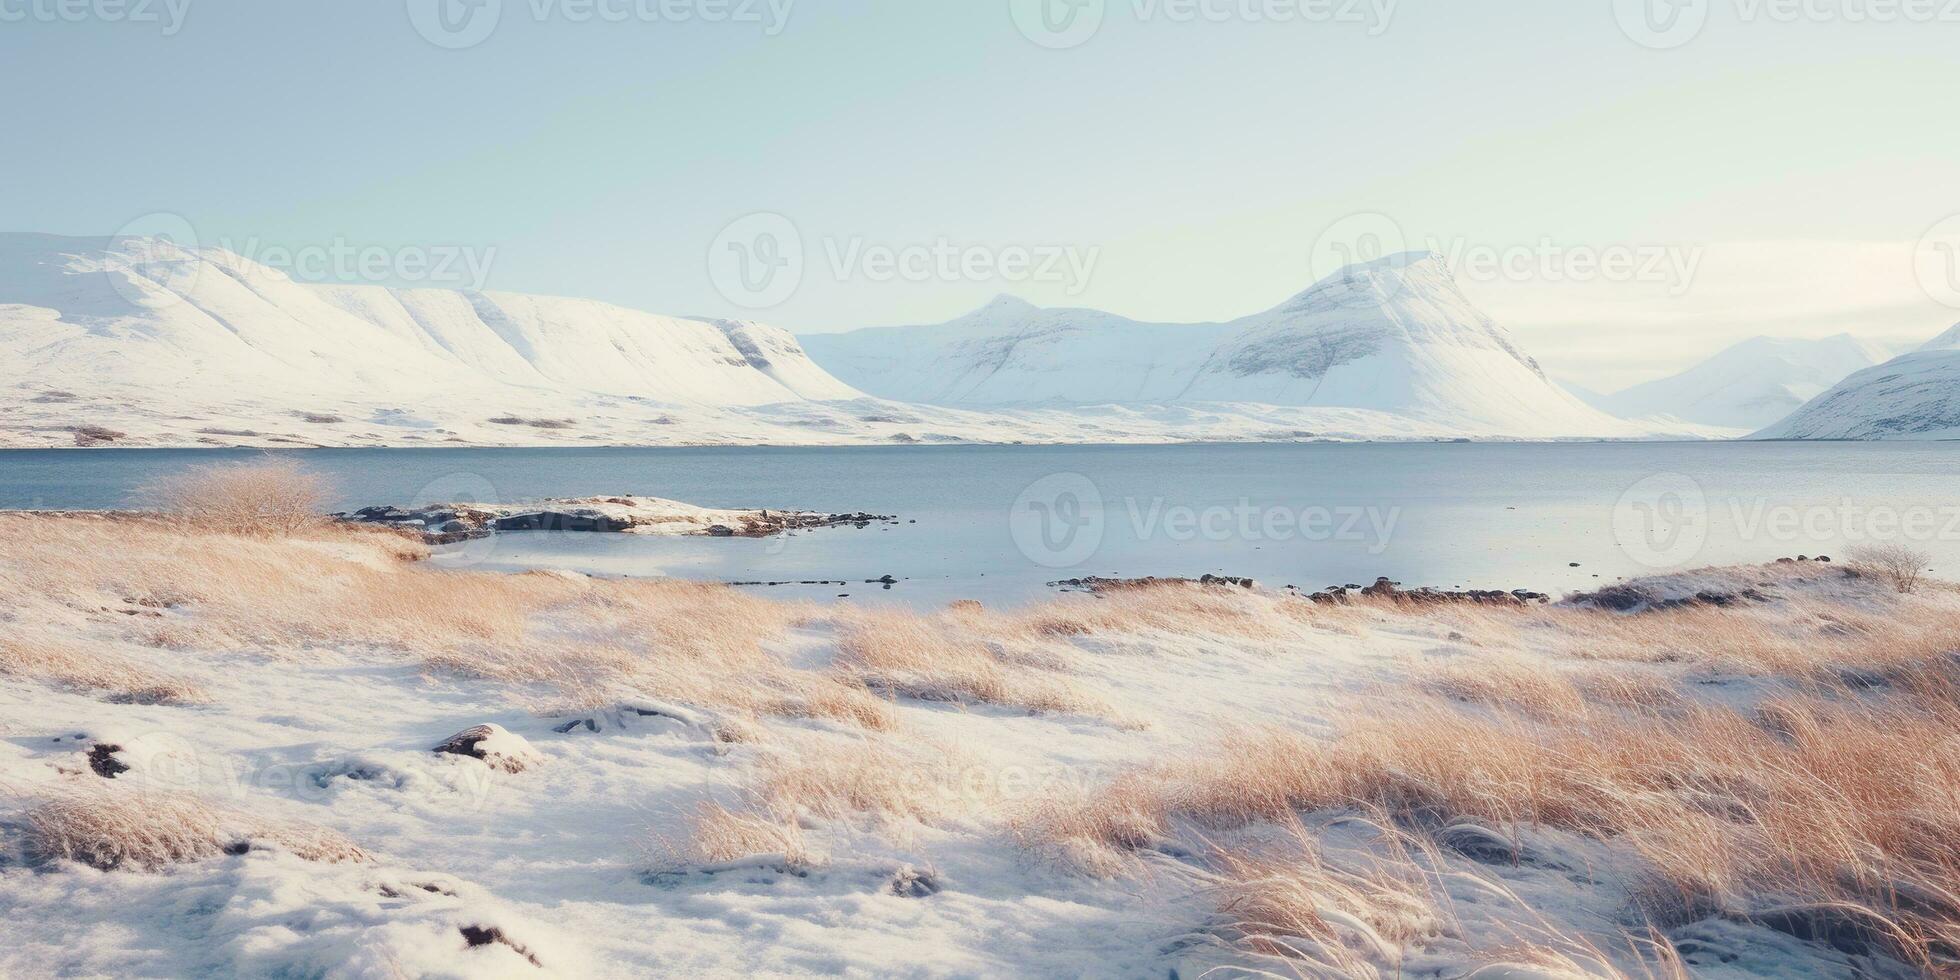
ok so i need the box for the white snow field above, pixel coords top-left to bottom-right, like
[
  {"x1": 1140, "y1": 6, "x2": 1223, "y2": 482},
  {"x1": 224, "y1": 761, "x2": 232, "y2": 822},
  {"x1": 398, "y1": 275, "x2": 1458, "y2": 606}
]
[
  {"x1": 1596, "y1": 334, "x2": 1892, "y2": 432},
  {"x1": 801, "y1": 252, "x2": 1647, "y2": 438},
  {"x1": 1753, "y1": 323, "x2": 1960, "y2": 440},
  {"x1": 0, "y1": 236, "x2": 1699, "y2": 448},
  {"x1": 1, "y1": 513, "x2": 1952, "y2": 978}
]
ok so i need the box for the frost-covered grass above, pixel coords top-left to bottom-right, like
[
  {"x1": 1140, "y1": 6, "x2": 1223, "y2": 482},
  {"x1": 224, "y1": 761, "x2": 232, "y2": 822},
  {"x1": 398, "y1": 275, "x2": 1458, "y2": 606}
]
[{"x1": 2, "y1": 517, "x2": 1956, "y2": 977}]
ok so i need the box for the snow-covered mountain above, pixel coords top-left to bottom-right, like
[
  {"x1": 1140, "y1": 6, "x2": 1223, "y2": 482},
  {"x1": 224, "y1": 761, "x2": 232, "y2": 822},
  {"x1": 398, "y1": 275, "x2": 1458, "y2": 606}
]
[
  {"x1": 1596, "y1": 334, "x2": 1891, "y2": 430},
  {"x1": 802, "y1": 253, "x2": 1631, "y2": 437},
  {"x1": 0, "y1": 232, "x2": 919, "y2": 448},
  {"x1": 1753, "y1": 324, "x2": 1960, "y2": 440},
  {"x1": 1, "y1": 235, "x2": 1690, "y2": 447}
]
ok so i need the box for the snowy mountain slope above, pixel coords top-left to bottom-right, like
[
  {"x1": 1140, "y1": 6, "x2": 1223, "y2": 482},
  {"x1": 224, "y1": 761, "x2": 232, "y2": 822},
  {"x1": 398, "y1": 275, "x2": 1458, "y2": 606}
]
[
  {"x1": 803, "y1": 253, "x2": 1636, "y2": 437},
  {"x1": 0, "y1": 233, "x2": 860, "y2": 410},
  {"x1": 1596, "y1": 334, "x2": 1890, "y2": 431},
  {"x1": 2, "y1": 235, "x2": 1698, "y2": 447},
  {"x1": 1916, "y1": 322, "x2": 1960, "y2": 352},
  {"x1": 1753, "y1": 324, "x2": 1960, "y2": 440}
]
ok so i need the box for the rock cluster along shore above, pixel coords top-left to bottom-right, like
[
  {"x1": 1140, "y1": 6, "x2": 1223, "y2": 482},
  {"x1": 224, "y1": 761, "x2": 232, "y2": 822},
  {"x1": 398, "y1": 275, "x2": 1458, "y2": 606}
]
[
  {"x1": 333, "y1": 496, "x2": 900, "y2": 544},
  {"x1": 1049, "y1": 574, "x2": 1550, "y2": 606},
  {"x1": 1048, "y1": 574, "x2": 1259, "y2": 593},
  {"x1": 1303, "y1": 577, "x2": 1550, "y2": 606}
]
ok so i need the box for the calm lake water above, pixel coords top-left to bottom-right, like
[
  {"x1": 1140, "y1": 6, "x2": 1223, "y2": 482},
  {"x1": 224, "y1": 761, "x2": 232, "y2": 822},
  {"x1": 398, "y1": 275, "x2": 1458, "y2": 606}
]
[{"x1": 3, "y1": 443, "x2": 1956, "y2": 607}]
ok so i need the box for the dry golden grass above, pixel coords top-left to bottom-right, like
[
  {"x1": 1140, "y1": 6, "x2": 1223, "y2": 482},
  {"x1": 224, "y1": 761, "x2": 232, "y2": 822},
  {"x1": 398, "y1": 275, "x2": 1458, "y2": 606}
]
[
  {"x1": 668, "y1": 734, "x2": 1000, "y2": 869},
  {"x1": 672, "y1": 802, "x2": 817, "y2": 871},
  {"x1": 24, "y1": 789, "x2": 371, "y2": 871},
  {"x1": 831, "y1": 607, "x2": 1111, "y2": 716},
  {"x1": 1020, "y1": 693, "x2": 1960, "y2": 970},
  {"x1": 1370, "y1": 576, "x2": 1960, "y2": 697},
  {"x1": 0, "y1": 630, "x2": 205, "y2": 704},
  {"x1": 140, "y1": 459, "x2": 330, "y2": 536},
  {"x1": 1187, "y1": 817, "x2": 1691, "y2": 980},
  {"x1": 1419, "y1": 654, "x2": 1591, "y2": 721},
  {"x1": 0, "y1": 514, "x2": 902, "y2": 732},
  {"x1": 1002, "y1": 581, "x2": 1306, "y2": 643},
  {"x1": 1203, "y1": 821, "x2": 1448, "y2": 978}
]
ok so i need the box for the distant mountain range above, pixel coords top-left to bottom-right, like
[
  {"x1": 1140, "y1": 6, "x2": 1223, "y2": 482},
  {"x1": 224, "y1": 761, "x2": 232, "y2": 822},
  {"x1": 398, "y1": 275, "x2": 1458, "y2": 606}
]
[
  {"x1": 1754, "y1": 324, "x2": 1960, "y2": 440},
  {"x1": 1584, "y1": 334, "x2": 1894, "y2": 431},
  {"x1": 16, "y1": 232, "x2": 1925, "y2": 448},
  {"x1": 802, "y1": 252, "x2": 1632, "y2": 438}
]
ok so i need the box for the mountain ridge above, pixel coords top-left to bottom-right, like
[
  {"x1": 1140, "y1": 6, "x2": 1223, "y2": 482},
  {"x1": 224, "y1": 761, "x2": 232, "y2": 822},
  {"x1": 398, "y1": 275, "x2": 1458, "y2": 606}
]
[
  {"x1": 2, "y1": 234, "x2": 1698, "y2": 447},
  {"x1": 1754, "y1": 323, "x2": 1960, "y2": 440},
  {"x1": 1596, "y1": 333, "x2": 1891, "y2": 431},
  {"x1": 800, "y1": 252, "x2": 1620, "y2": 437}
]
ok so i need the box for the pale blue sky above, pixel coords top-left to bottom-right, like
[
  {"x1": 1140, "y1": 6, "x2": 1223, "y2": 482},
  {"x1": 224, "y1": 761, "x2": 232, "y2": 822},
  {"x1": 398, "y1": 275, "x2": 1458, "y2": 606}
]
[{"x1": 4, "y1": 0, "x2": 1958, "y2": 387}]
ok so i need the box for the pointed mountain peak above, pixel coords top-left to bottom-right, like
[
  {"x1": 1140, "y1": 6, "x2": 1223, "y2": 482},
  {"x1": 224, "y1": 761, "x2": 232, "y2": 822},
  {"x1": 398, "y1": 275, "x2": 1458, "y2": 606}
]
[
  {"x1": 1270, "y1": 249, "x2": 1456, "y2": 316},
  {"x1": 949, "y1": 293, "x2": 1041, "y2": 324},
  {"x1": 1919, "y1": 322, "x2": 1960, "y2": 352},
  {"x1": 979, "y1": 293, "x2": 1038, "y2": 313}
]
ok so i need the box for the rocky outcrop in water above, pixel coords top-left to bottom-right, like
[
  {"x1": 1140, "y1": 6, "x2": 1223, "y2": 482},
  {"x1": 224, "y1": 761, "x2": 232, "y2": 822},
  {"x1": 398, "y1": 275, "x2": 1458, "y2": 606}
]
[{"x1": 335, "y1": 496, "x2": 898, "y2": 543}]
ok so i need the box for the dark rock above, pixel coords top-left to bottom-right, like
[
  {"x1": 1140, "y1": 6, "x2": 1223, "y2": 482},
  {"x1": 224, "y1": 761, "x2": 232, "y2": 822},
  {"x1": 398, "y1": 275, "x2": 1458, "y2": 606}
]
[
  {"x1": 71, "y1": 425, "x2": 126, "y2": 447},
  {"x1": 1199, "y1": 574, "x2": 1256, "y2": 589},
  {"x1": 88, "y1": 744, "x2": 129, "y2": 779},
  {"x1": 888, "y1": 866, "x2": 942, "y2": 898},
  {"x1": 492, "y1": 511, "x2": 621, "y2": 533},
  {"x1": 459, "y1": 925, "x2": 542, "y2": 966},
  {"x1": 433, "y1": 724, "x2": 540, "y2": 774}
]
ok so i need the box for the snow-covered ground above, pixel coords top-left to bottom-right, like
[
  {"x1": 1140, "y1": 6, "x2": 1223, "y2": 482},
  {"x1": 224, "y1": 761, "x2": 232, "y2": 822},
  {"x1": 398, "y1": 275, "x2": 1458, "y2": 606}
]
[
  {"x1": 0, "y1": 236, "x2": 1712, "y2": 447},
  {"x1": 2, "y1": 514, "x2": 1949, "y2": 978},
  {"x1": 1753, "y1": 323, "x2": 1960, "y2": 440}
]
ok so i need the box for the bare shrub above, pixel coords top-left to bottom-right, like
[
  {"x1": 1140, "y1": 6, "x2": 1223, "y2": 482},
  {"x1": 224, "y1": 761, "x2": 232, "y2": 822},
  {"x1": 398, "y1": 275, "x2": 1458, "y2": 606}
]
[
  {"x1": 141, "y1": 459, "x2": 329, "y2": 536},
  {"x1": 1848, "y1": 544, "x2": 1932, "y2": 594}
]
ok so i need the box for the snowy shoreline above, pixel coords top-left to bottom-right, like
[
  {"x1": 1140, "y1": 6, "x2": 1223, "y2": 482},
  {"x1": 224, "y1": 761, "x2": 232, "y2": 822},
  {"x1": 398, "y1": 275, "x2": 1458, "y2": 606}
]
[{"x1": 3, "y1": 514, "x2": 1954, "y2": 977}]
